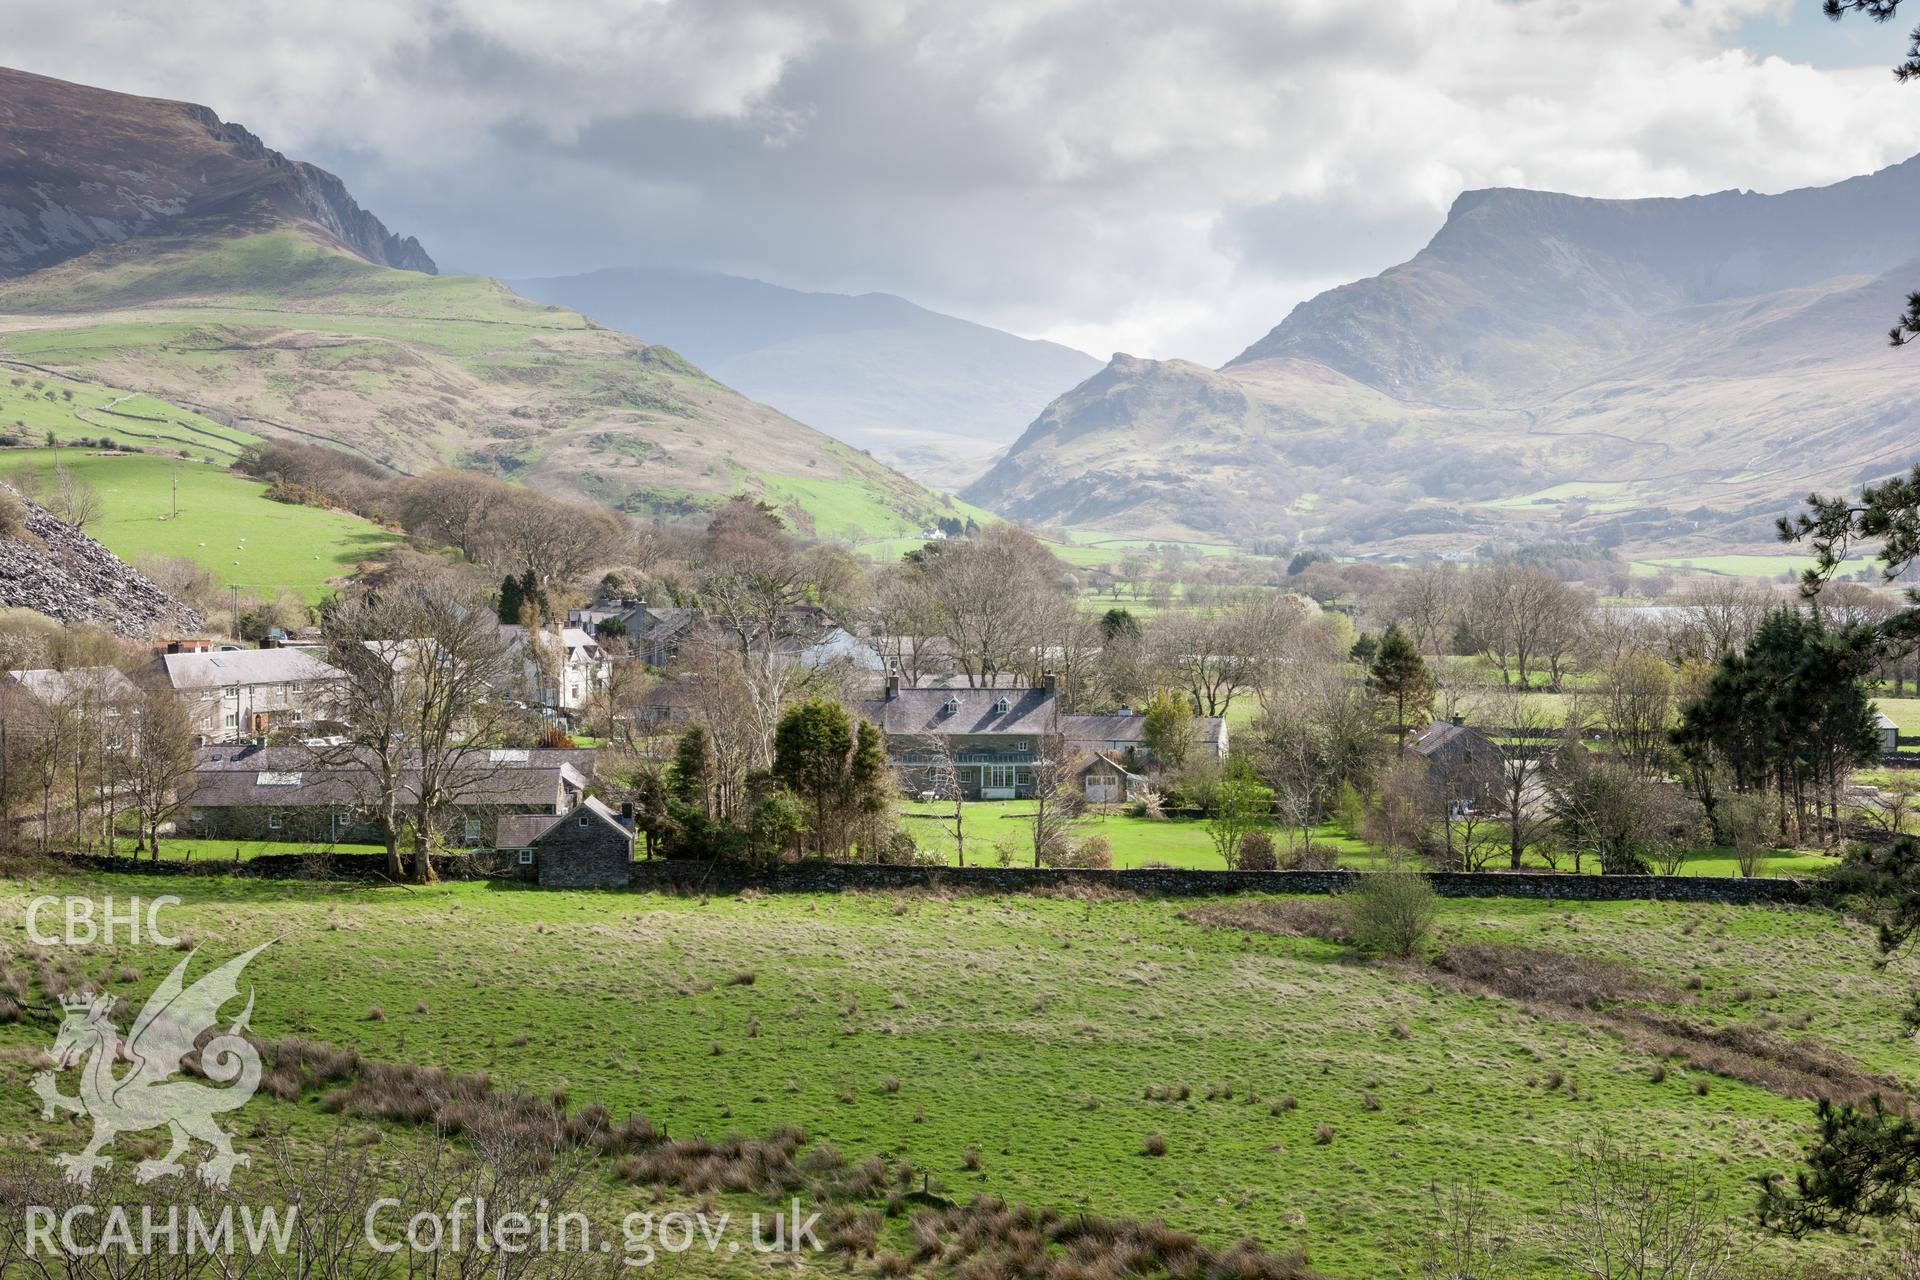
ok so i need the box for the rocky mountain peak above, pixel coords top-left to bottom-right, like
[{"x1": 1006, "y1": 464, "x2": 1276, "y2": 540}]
[{"x1": 0, "y1": 66, "x2": 434, "y2": 277}]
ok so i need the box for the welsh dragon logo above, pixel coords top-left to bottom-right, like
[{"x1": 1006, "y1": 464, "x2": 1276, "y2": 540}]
[{"x1": 31, "y1": 942, "x2": 272, "y2": 1188}]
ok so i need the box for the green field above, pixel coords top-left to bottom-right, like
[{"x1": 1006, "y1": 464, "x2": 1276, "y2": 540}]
[
  {"x1": 900, "y1": 800, "x2": 1838, "y2": 877},
  {"x1": 0, "y1": 447, "x2": 399, "y2": 602},
  {"x1": 1630, "y1": 553, "x2": 1816, "y2": 580},
  {"x1": 0, "y1": 868, "x2": 1897, "y2": 1276}
]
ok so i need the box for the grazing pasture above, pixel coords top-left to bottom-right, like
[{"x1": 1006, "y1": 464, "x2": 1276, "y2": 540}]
[
  {"x1": 0, "y1": 868, "x2": 1899, "y2": 1276},
  {"x1": 0, "y1": 447, "x2": 398, "y2": 602}
]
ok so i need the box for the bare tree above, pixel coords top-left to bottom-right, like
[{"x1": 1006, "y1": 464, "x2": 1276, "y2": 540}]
[
  {"x1": 322, "y1": 572, "x2": 517, "y2": 882},
  {"x1": 1392, "y1": 563, "x2": 1465, "y2": 659},
  {"x1": 1560, "y1": 1135, "x2": 1738, "y2": 1280},
  {"x1": 1471, "y1": 685, "x2": 1561, "y2": 871},
  {"x1": 45, "y1": 462, "x2": 102, "y2": 530},
  {"x1": 116, "y1": 681, "x2": 197, "y2": 857},
  {"x1": 1028, "y1": 727, "x2": 1082, "y2": 866},
  {"x1": 898, "y1": 732, "x2": 966, "y2": 865},
  {"x1": 476, "y1": 487, "x2": 625, "y2": 594},
  {"x1": 911, "y1": 525, "x2": 1061, "y2": 687},
  {"x1": 1599, "y1": 647, "x2": 1676, "y2": 777}
]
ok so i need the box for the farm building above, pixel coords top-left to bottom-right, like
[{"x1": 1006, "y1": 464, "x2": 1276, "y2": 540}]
[
  {"x1": 1073, "y1": 751, "x2": 1145, "y2": 805},
  {"x1": 182, "y1": 744, "x2": 590, "y2": 844},
  {"x1": 497, "y1": 796, "x2": 636, "y2": 888},
  {"x1": 1061, "y1": 709, "x2": 1229, "y2": 766}
]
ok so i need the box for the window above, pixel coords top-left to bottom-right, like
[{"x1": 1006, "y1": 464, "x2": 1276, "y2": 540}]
[
  {"x1": 994, "y1": 697, "x2": 1010, "y2": 713},
  {"x1": 518, "y1": 850, "x2": 534, "y2": 865},
  {"x1": 464, "y1": 819, "x2": 483, "y2": 842},
  {"x1": 267, "y1": 815, "x2": 282, "y2": 831},
  {"x1": 223, "y1": 686, "x2": 239, "y2": 699},
  {"x1": 224, "y1": 713, "x2": 238, "y2": 729},
  {"x1": 943, "y1": 697, "x2": 960, "y2": 715},
  {"x1": 578, "y1": 816, "x2": 590, "y2": 827}
]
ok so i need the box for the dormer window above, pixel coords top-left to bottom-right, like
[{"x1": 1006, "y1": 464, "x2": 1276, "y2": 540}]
[
  {"x1": 943, "y1": 697, "x2": 960, "y2": 716},
  {"x1": 994, "y1": 697, "x2": 1010, "y2": 714}
]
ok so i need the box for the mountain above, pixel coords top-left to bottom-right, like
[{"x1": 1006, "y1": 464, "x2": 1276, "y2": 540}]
[
  {"x1": 0, "y1": 67, "x2": 432, "y2": 277},
  {"x1": 0, "y1": 68, "x2": 977, "y2": 547},
  {"x1": 966, "y1": 158, "x2": 1920, "y2": 553},
  {"x1": 0, "y1": 483, "x2": 201, "y2": 637},
  {"x1": 507, "y1": 267, "x2": 1101, "y2": 486}
]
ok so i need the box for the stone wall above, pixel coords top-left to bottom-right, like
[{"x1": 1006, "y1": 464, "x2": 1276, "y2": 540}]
[
  {"x1": 625, "y1": 861, "x2": 1816, "y2": 904},
  {"x1": 35, "y1": 851, "x2": 1815, "y2": 905}
]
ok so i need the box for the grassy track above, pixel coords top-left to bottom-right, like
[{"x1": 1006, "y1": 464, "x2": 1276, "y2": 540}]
[{"x1": 0, "y1": 870, "x2": 1894, "y2": 1276}]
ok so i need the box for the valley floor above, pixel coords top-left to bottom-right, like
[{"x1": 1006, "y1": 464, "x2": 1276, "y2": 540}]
[{"x1": 0, "y1": 868, "x2": 1906, "y2": 1276}]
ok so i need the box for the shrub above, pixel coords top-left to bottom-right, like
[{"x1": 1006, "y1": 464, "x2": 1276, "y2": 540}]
[
  {"x1": 1235, "y1": 830, "x2": 1277, "y2": 871},
  {"x1": 1349, "y1": 871, "x2": 1438, "y2": 959},
  {"x1": 0, "y1": 486, "x2": 32, "y2": 543},
  {"x1": 1142, "y1": 1132, "x2": 1167, "y2": 1157},
  {"x1": 1313, "y1": 1123, "x2": 1335, "y2": 1146}
]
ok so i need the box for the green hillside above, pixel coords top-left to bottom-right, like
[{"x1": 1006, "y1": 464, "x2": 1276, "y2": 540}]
[
  {"x1": 0, "y1": 229, "x2": 976, "y2": 541},
  {"x1": 0, "y1": 446, "x2": 397, "y2": 602}
]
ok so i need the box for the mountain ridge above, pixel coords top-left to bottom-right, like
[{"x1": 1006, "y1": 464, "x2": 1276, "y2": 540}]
[
  {"x1": 966, "y1": 155, "x2": 1920, "y2": 552},
  {"x1": 508, "y1": 266, "x2": 1101, "y2": 485},
  {"x1": 0, "y1": 68, "x2": 974, "y2": 548}
]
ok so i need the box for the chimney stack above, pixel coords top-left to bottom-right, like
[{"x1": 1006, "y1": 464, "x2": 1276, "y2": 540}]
[
  {"x1": 885, "y1": 674, "x2": 900, "y2": 700},
  {"x1": 1042, "y1": 672, "x2": 1058, "y2": 698}
]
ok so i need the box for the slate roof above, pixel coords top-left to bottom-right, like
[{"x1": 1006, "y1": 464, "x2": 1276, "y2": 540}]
[
  {"x1": 495, "y1": 812, "x2": 559, "y2": 848},
  {"x1": 855, "y1": 687, "x2": 1062, "y2": 737},
  {"x1": 1409, "y1": 720, "x2": 1492, "y2": 757},
  {"x1": 162, "y1": 647, "x2": 342, "y2": 691},
  {"x1": 4, "y1": 666, "x2": 139, "y2": 703},
  {"x1": 187, "y1": 746, "x2": 585, "y2": 810},
  {"x1": 1063, "y1": 713, "x2": 1228, "y2": 747},
  {"x1": 503, "y1": 796, "x2": 631, "y2": 850}
]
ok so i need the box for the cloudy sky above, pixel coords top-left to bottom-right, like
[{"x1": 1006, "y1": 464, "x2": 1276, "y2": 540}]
[{"x1": 13, "y1": 0, "x2": 1920, "y2": 363}]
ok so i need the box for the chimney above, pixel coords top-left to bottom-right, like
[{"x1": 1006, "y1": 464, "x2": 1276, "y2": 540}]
[
  {"x1": 619, "y1": 800, "x2": 636, "y2": 828},
  {"x1": 166, "y1": 641, "x2": 182, "y2": 655},
  {"x1": 885, "y1": 674, "x2": 900, "y2": 700},
  {"x1": 1042, "y1": 672, "x2": 1058, "y2": 699}
]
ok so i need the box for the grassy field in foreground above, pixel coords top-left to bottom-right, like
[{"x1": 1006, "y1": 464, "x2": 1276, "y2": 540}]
[
  {"x1": 900, "y1": 800, "x2": 1840, "y2": 877},
  {"x1": 0, "y1": 447, "x2": 399, "y2": 602},
  {"x1": 0, "y1": 870, "x2": 1898, "y2": 1276}
]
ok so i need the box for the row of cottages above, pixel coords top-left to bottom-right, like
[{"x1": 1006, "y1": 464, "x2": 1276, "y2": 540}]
[
  {"x1": 160, "y1": 643, "x2": 345, "y2": 743},
  {"x1": 154, "y1": 619, "x2": 616, "y2": 743},
  {"x1": 855, "y1": 675, "x2": 1228, "y2": 800},
  {"x1": 183, "y1": 743, "x2": 596, "y2": 845}
]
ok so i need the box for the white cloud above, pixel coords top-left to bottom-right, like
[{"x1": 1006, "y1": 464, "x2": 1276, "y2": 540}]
[{"x1": 10, "y1": 0, "x2": 1920, "y2": 363}]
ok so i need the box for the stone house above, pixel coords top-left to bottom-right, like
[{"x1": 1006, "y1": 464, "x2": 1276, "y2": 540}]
[
  {"x1": 496, "y1": 796, "x2": 635, "y2": 888},
  {"x1": 856, "y1": 676, "x2": 1065, "y2": 799},
  {"x1": 499, "y1": 624, "x2": 611, "y2": 714},
  {"x1": 182, "y1": 744, "x2": 589, "y2": 844},
  {"x1": 1408, "y1": 720, "x2": 1505, "y2": 813}
]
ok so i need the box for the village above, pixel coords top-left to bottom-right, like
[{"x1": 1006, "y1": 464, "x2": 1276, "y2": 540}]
[{"x1": 2, "y1": 482, "x2": 1910, "y2": 895}]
